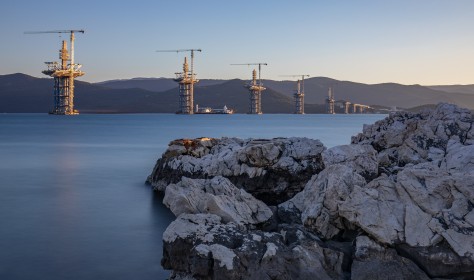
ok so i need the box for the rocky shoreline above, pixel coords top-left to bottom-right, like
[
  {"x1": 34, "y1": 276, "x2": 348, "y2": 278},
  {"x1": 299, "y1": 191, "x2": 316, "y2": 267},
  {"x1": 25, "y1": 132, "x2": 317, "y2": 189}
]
[{"x1": 147, "y1": 103, "x2": 474, "y2": 279}]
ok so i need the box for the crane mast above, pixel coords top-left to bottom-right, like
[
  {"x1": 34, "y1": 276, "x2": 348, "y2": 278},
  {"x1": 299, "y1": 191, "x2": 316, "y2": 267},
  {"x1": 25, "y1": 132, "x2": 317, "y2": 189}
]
[
  {"x1": 326, "y1": 87, "x2": 336, "y2": 114},
  {"x1": 231, "y1": 63, "x2": 268, "y2": 114},
  {"x1": 25, "y1": 30, "x2": 85, "y2": 115},
  {"x1": 156, "y1": 49, "x2": 201, "y2": 114}
]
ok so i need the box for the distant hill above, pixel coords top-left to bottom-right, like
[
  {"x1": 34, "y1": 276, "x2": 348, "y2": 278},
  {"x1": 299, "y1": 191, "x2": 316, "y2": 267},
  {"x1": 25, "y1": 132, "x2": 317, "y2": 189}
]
[
  {"x1": 96, "y1": 78, "x2": 225, "y2": 92},
  {"x1": 96, "y1": 76, "x2": 474, "y2": 109},
  {"x1": 0, "y1": 73, "x2": 177, "y2": 113},
  {"x1": 1, "y1": 73, "x2": 473, "y2": 113},
  {"x1": 263, "y1": 77, "x2": 474, "y2": 109},
  {"x1": 0, "y1": 74, "x2": 321, "y2": 113},
  {"x1": 427, "y1": 85, "x2": 474, "y2": 95}
]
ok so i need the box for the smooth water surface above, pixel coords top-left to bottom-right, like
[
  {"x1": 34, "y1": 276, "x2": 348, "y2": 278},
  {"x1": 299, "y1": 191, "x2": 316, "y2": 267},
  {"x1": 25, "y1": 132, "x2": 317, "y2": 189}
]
[{"x1": 0, "y1": 113, "x2": 385, "y2": 280}]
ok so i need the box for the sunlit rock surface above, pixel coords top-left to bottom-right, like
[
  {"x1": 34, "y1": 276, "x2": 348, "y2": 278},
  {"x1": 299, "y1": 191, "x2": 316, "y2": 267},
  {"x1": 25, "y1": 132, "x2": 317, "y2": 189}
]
[
  {"x1": 148, "y1": 137, "x2": 325, "y2": 205},
  {"x1": 151, "y1": 103, "x2": 474, "y2": 279}
]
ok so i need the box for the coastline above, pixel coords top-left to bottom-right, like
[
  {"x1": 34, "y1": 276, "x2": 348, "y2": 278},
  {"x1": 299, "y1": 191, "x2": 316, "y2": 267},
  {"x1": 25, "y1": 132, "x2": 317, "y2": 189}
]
[{"x1": 148, "y1": 103, "x2": 474, "y2": 279}]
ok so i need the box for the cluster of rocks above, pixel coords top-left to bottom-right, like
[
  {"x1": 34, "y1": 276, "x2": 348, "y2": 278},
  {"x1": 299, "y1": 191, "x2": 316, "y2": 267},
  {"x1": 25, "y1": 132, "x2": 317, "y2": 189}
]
[
  {"x1": 148, "y1": 137, "x2": 325, "y2": 204},
  {"x1": 147, "y1": 103, "x2": 474, "y2": 279}
]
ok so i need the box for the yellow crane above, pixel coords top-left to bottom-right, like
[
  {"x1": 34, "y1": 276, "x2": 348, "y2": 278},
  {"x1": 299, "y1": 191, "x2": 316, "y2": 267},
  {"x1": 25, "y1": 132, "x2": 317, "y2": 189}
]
[
  {"x1": 230, "y1": 63, "x2": 268, "y2": 86},
  {"x1": 25, "y1": 30, "x2": 85, "y2": 115},
  {"x1": 25, "y1": 30, "x2": 85, "y2": 69},
  {"x1": 156, "y1": 49, "x2": 202, "y2": 114},
  {"x1": 231, "y1": 63, "x2": 268, "y2": 114},
  {"x1": 156, "y1": 49, "x2": 202, "y2": 80}
]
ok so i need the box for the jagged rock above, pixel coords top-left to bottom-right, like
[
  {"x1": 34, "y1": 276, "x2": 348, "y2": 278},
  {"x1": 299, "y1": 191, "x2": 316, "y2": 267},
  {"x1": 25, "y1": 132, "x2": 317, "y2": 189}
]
[
  {"x1": 277, "y1": 191, "x2": 305, "y2": 225},
  {"x1": 162, "y1": 214, "x2": 345, "y2": 280},
  {"x1": 338, "y1": 161, "x2": 474, "y2": 257},
  {"x1": 154, "y1": 103, "x2": 474, "y2": 279},
  {"x1": 322, "y1": 144, "x2": 378, "y2": 180},
  {"x1": 352, "y1": 103, "x2": 473, "y2": 170},
  {"x1": 352, "y1": 236, "x2": 430, "y2": 280},
  {"x1": 148, "y1": 137, "x2": 326, "y2": 205},
  {"x1": 397, "y1": 242, "x2": 474, "y2": 278},
  {"x1": 281, "y1": 164, "x2": 367, "y2": 239},
  {"x1": 338, "y1": 175, "x2": 405, "y2": 245},
  {"x1": 444, "y1": 139, "x2": 474, "y2": 174},
  {"x1": 163, "y1": 176, "x2": 273, "y2": 227}
]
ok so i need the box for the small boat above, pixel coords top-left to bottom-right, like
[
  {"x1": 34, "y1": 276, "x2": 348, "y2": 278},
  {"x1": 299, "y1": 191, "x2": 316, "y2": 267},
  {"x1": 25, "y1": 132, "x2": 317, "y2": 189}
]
[{"x1": 195, "y1": 104, "x2": 234, "y2": 114}]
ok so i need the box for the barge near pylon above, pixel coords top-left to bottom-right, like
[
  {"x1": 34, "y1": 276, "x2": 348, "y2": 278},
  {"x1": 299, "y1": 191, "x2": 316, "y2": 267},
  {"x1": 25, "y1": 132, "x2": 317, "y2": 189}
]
[{"x1": 195, "y1": 105, "x2": 234, "y2": 114}]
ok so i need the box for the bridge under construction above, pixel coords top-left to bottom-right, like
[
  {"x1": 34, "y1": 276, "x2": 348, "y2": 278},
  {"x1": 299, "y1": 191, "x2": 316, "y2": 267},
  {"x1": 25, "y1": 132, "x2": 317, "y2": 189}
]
[
  {"x1": 157, "y1": 49, "x2": 201, "y2": 114},
  {"x1": 280, "y1": 75, "x2": 310, "y2": 114},
  {"x1": 325, "y1": 87, "x2": 372, "y2": 114},
  {"x1": 231, "y1": 63, "x2": 267, "y2": 114},
  {"x1": 26, "y1": 30, "x2": 85, "y2": 115}
]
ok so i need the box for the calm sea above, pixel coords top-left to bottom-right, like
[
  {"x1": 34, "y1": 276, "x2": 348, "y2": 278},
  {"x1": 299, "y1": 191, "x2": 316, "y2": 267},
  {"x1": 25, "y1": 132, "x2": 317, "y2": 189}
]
[{"x1": 0, "y1": 113, "x2": 385, "y2": 280}]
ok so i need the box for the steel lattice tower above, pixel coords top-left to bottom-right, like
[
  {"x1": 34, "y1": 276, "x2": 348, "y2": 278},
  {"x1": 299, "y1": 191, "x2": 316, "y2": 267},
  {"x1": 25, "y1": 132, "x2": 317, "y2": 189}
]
[
  {"x1": 38, "y1": 31, "x2": 84, "y2": 115},
  {"x1": 326, "y1": 87, "x2": 335, "y2": 114},
  {"x1": 294, "y1": 80, "x2": 304, "y2": 114},
  {"x1": 173, "y1": 57, "x2": 198, "y2": 114},
  {"x1": 245, "y1": 69, "x2": 266, "y2": 114}
]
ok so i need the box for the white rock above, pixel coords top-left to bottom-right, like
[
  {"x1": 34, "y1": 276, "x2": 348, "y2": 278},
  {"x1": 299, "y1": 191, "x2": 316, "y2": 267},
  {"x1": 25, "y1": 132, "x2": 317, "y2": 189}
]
[
  {"x1": 163, "y1": 214, "x2": 221, "y2": 243},
  {"x1": 298, "y1": 164, "x2": 366, "y2": 238},
  {"x1": 195, "y1": 244, "x2": 236, "y2": 270},
  {"x1": 404, "y1": 203, "x2": 435, "y2": 247},
  {"x1": 339, "y1": 176, "x2": 404, "y2": 244},
  {"x1": 322, "y1": 144, "x2": 378, "y2": 178},
  {"x1": 445, "y1": 141, "x2": 474, "y2": 174},
  {"x1": 262, "y1": 242, "x2": 278, "y2": 260},
  {"x1": 163, "y1": 176, "x2": 273, "y2": 226}
]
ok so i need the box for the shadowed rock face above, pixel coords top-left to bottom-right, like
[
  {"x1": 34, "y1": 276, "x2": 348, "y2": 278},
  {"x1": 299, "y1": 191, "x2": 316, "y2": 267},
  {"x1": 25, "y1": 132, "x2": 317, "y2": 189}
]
[
  {"x1": 162, "y1": 214, "x2": 346, "y2": 280},
  {"x1": 147, "y1": 137, "x2": 326, "y2": 205},
  {"x1": 150, "y1": 103, "x2": 474, "y2": 279}
]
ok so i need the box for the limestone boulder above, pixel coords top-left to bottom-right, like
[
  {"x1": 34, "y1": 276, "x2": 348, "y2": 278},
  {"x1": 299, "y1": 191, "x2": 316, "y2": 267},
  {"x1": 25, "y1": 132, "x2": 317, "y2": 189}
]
[
  {"x1": 338, "y1": 175, "x2": 405, "y2": 244},
  {"x1": 281, "y1": 164, "x2": 367, "y2": 239},
  {"x1": 163, "y1": 176, "x2": 273, "y2": 227},
  {"x1": 351, "y1": 236, "x2": 430, "y2": 280},
  {"x1": 157, "y1": 103, "x2": 474, "y2": 279},
  {"x1": 352, "y1": 103, "x2": 473, "y2": 170},
  {"x1": 148, "y1": 137, "x2": 326, "y2": 205},
  {"x1": 162, "y1": 213, "x2": 346, "y2": 280},
  {"x1": 322, "y1": 144, "x2": 378, "y2": 180}
]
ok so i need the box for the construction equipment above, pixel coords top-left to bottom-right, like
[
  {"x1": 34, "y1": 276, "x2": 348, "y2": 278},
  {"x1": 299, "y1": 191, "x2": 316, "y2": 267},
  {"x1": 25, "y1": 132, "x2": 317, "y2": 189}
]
[
  {"x1": 326, "y1": 87, "x2": 336, "y2": 114},
  {"x1": 231, "y1": 63, "x2": 268, "y2": 114},
  {"x1": 280, "y1": 75, "x2": 310, "y2": 114},
  {"x1": 25, "y1": 30, "x2": 85, "y2": 115},
  {"x1": 156, "y1": 49, "x2": 201, "y2": 114}
]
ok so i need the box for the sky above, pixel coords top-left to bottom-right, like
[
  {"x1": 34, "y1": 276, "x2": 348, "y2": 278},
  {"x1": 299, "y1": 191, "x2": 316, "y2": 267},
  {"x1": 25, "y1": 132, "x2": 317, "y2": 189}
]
[{"x1": 0, "y1": 0, "x2": 473, "y2": 85}]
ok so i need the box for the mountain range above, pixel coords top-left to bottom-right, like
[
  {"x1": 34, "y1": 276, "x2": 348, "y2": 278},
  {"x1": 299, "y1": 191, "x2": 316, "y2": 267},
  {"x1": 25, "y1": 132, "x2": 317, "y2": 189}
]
[{"x1": 1, "y1": 73, "x2": 473, "y2": 113}]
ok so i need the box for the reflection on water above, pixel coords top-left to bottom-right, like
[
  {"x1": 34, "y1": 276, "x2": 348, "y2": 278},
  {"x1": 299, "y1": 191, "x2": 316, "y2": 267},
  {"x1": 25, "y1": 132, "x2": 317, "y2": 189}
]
[{"x1": 0, "y1": 113, "x2": 385, "y2": 279}]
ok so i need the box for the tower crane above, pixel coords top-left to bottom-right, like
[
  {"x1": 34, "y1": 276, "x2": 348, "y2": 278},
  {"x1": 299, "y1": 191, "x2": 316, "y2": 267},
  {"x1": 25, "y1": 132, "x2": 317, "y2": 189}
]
[
  {"x1": 230, "y1": 63, "x2": 268, "y2": 86},
  {"x1": 156, "y1": 49, "x2": 202, "y2": 114},
  {"x1": 279, "y1": 74, "x2": 310, "y2": 94},
  {"x1": 25, "y1": 30, "x2": 84, "y2": 69},
  {"x1": 231, "y1": 63, "x2": 268, "y2": 114},
  {"x1": 25, "y1": 30, "x2": 85, "y2": 115},
  {"x1": 280, "y1": 75, "x2": 310, "y2": 114},
  {"x1": 156, "y1": 49, "x2": 202, "y2": 81}
]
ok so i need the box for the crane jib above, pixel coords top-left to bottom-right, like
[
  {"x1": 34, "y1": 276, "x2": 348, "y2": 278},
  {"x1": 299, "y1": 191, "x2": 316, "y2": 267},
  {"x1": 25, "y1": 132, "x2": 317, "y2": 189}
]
[{"x1": 24, "y1": 30, "x2": 85, "y2": 34}]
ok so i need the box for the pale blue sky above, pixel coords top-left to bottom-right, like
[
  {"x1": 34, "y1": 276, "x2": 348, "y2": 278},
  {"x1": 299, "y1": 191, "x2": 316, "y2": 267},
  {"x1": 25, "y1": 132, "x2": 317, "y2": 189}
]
[{"x1": 1, "y1": 0, "x2": 473, "y2": 84}]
